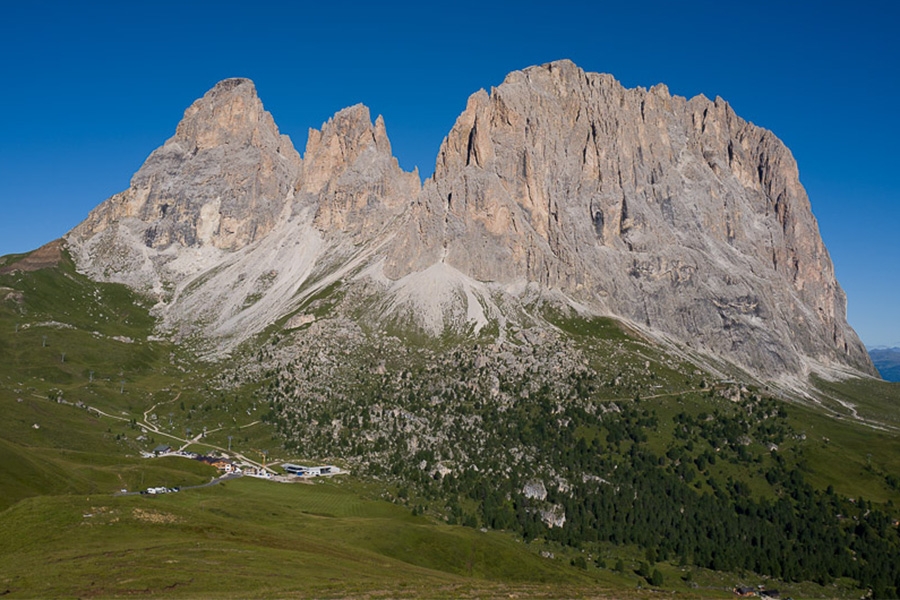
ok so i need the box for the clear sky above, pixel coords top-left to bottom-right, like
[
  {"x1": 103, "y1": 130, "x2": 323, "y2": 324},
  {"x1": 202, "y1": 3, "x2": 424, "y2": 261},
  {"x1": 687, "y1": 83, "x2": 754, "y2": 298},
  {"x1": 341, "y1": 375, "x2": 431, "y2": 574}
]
[{"x1": 1, "y1": 0, "x2": 897, "y2": 346}]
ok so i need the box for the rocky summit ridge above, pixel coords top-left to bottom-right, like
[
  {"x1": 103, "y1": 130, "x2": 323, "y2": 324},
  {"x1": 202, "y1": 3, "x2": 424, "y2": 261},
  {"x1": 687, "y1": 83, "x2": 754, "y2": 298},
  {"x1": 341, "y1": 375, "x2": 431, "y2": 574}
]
[{"x1": 65, "y1": 60, "x2": 876, "y2": 386}]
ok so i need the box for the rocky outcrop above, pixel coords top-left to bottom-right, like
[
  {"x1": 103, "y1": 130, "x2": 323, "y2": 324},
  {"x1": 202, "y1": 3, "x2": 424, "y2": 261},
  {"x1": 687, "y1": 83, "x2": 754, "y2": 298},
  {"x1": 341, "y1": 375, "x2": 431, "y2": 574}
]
[
  {"x1": 66, "y1": 79, "x2": 304, "y2": 297},
  {"x1": 64, "y1": 61, "x2": 875, "y2": 380},
  {"x1": 386, "y1": 60, "x2": 873, "y2": 377}
]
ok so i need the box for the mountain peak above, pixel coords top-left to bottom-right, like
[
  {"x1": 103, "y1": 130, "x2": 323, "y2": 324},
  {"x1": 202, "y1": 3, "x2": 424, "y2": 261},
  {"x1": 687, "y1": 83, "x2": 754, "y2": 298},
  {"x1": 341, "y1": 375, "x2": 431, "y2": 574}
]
[
  {"x1": 68, "y1": 76, "x2": 302, "y2": 284},
  {"x1": 300, "y1": 103, "x2": 419, "y2": 233},
  {"x1": 209, "y1": 77, "x2": 255, "y2": 91},
  {"x1": 390, "y1": 64, "x2": 874, "y2": 379},
  {"x1": 173, "y1": 77, "x2": 268, "y2": 152},
  {"x1": 301, "y1": 103, "x2": 390, "y2": 194},
  {"x1": 65, "y1": 62, "x2": 874, "y2": 382}
]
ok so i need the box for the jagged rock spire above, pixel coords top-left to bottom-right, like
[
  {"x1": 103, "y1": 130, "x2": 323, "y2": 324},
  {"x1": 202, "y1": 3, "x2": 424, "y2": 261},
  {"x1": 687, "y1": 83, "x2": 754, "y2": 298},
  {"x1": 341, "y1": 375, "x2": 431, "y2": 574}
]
[
  {"x1": 298, "y1": 104, "x2": 420, "y2": 235},
  {"x1": 71, "y1": 77, "x2": 301, "y2": 252}
]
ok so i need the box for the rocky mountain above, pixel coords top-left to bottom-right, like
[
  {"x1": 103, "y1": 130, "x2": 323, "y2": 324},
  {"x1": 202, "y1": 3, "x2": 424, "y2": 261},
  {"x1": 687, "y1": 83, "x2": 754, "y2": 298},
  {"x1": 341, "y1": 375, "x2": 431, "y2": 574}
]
[
  {"x1": 64, "y1": 60, "x2": 876, "y2": 386},
  {"x1": 71, "y1": 79, "x2": 301, "y2": 256},
  {"x1": 6, "y1": 61, "x2": 900, "y2": 598}
]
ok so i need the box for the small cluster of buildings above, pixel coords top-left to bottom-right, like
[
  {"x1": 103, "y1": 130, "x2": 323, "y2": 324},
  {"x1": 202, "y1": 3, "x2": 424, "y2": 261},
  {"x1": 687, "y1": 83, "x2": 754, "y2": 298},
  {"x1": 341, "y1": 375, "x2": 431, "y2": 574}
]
[
  {"x1": 145, "y1": 446, "x2": 267, "y2": 475},
  {"x1": 204, "y1": 458, "x2": 271, "y2": 478},
  {"x1": 193, "y1": 455, "x2": 267, "y2": 477},
  {"x1": 145, "y1": 445, "x2": 341, "y2": 481},
  {"x1": 282, "y1": 463, "x2": 341, "y2": 477},
  {"x1": 149, "y1": 445, "x2": 197, "y2": 459}
]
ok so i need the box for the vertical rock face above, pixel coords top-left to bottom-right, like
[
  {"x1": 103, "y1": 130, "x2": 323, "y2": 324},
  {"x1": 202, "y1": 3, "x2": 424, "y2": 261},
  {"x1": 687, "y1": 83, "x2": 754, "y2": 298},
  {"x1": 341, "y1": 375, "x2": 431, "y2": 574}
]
[
  {"x1": 64, "y1": 62, "x2": 875, "y2": 380},
  {"x1": 297, "y1": 104, "x2": 420, "y2": 239},
  {"x1": 387, "y1": 60, "x2": 872, "y2": 377}
]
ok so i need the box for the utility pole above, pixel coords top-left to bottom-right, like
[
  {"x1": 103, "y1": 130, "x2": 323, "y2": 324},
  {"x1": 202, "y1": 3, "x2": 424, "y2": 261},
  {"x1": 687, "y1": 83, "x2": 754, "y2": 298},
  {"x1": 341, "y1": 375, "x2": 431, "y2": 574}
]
[
  {"x1": 227, "y1": 435, "x2": 233, "y2": 451},
  {"x1": 120, "y1": 380, "x2": 125, "y2": 394}
]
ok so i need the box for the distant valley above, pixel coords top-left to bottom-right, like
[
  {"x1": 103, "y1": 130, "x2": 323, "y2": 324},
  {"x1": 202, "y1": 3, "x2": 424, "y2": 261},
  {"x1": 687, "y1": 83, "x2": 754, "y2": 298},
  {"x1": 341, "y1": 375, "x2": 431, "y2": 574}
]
[{"x1": 870, "y1": 346, "x2": 900, "y2": 382}]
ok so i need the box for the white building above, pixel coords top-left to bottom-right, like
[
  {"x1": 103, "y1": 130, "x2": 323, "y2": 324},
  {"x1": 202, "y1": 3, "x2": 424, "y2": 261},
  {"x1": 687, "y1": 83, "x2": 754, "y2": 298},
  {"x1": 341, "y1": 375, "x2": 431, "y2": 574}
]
[{"x1": 282, "y1": 463, "x2": 339, "y2": 476}]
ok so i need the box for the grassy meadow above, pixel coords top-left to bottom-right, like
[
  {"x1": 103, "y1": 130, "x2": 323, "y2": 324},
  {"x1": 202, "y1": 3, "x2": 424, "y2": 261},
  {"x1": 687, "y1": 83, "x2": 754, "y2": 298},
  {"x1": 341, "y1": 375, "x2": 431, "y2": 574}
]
[{"x1": 1, "y1": 250, "x2": 898, "y2": 598}]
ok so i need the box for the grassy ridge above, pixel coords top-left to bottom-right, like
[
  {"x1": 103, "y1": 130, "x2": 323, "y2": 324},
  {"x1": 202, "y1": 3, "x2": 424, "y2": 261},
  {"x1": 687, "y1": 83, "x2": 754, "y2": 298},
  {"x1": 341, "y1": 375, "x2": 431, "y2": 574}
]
[
  {"x1": 0, "y1": 253, "x2": 225, "y2": 510},
  {"x1": 812, "y1": 375, "x2": 900, "y2": 427},
  {"x1": 0, "y1": 251, "x2": 283, "y2": 503},
  {"x1": 0, "y1": 390, "x2": 219, "y2": 510}
]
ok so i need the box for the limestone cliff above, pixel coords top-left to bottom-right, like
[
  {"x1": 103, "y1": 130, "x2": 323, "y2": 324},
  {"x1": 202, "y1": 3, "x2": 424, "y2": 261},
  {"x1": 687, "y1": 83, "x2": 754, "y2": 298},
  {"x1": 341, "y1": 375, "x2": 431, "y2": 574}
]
[
  {"x1": 67, "y1": 79, "x2": 302, "y2": 296},
  {"x1": 297, "y1": 104, "x2": 420, "y2": 240},
  {"x1": 386, "y1": 60, "x2": 872, "y2": 378},
  {"x1": 64, "y1": 61, "x2": 876, "y2": 382}
]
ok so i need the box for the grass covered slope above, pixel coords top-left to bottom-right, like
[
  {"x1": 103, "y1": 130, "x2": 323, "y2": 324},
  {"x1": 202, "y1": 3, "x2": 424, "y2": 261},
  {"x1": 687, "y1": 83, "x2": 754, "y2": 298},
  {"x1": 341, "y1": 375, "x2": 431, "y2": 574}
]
[
  {"x1": 0, "y1": 249, "x2": 279, "y2": 510},
  {"x1": 1, "y1": 479, "x2": 608, "y2": 598},
  {"x1": 2, "y1": 247, "x2": 900, "y2": 598},
  {"x1": 0, "y1": 250, "x2": 214, "y2": 509},
  {"x1": 0, "y1": 476, "x2": 873, "y2": 599}
]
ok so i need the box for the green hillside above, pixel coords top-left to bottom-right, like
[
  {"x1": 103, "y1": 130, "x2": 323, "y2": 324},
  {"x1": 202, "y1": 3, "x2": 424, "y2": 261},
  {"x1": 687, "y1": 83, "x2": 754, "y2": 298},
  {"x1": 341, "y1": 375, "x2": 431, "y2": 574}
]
[
  {"x1": 0, "y1": 476, "x2": 871, "y2": 599},
  {"x1": 0, "y1": 479, "x2": 597, "y2": 598},
  {"x1": 2, "y1": 250, "x2": 900, "y2": 598}
]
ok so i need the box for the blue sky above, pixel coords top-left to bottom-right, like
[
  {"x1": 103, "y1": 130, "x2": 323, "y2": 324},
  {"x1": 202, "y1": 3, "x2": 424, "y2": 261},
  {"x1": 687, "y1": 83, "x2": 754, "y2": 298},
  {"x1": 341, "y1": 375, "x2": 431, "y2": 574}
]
[{"x1": 1, "y1": 0, "x2": 898, "y2": 346}]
